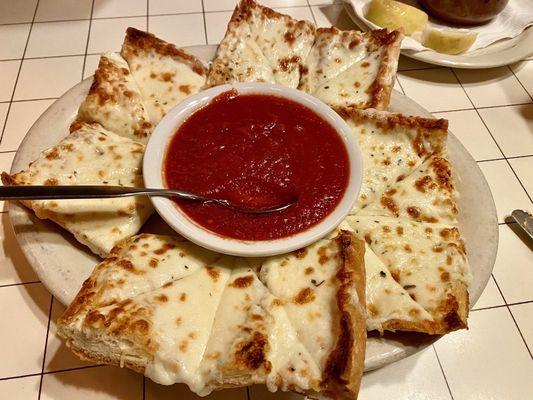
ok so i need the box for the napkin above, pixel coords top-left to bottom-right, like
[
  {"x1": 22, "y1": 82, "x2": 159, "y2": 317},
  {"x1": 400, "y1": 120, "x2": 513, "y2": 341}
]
[{"x1": 349, "y1": 0, "x2": 533, "y2": 52}]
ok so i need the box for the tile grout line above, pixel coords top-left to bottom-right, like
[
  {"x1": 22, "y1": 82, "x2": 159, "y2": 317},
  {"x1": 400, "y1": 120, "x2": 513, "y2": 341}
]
[
  {"x1": 0, "y1": 372, "x2": 42, "y2": 382},
  {"x1": 0, "y1": 0, "x2": 40, "y2": 146},
  {"x1": 146, "y1": 0, "x2": 149, "y2": 32},
  {"x1": 432, "y1": 345, "x2": 455, "y2": 400},
  {"x1": 508, "y1": 307, "x2": 533, "y2": 360},
  {"x1": 2, "y1": 97, "x2": 59, "y2": 104},
  {"x1": 505, "y1": 157, "x2": 533, "y2": 204},
  {"x1": 1, "y1": 54, "x2": 87, "y2": 62},
  {"x1": 246, "y1": 386, "x2": 251, "y2": 400},
  {"x1": 471, "y1": 304, "x2": 505, "y2": 312},
  {"x1": 0, "y1": 365, "x2": 104, "y2": 382},
  {"x1": 0, "y1": 280, "x2": 41, "y2": 288},
  {"x1": 467, "y1": 299, "x2": 533, "y2": 312},
  {"x1": 43, "y1": 364, "x2": 102, "y2": 375},
  {"x1": 306, "y1": 0, "x2": 318, "y2": 25},
  {"x1": 142, "y1": 376, "x2": 146, "y2": 400},
  {"x1": 507, "y1": 65, "x2": 533, "y2": 102},
  {"x1": 477, "y1": 154, "x2": 533, "y2": 163},
  {"x1": 394, "y1": 74, "x2": 406, "y2": 95},
  {"x1": 508, "y1": 299, "x2": 533, "y2": 307},
  {"x1": 80, "y1": 0, "x2": 95, "y2": 81},
  {"x1": 490, "y1": 273, "x2": 533, "y2": 360},
  {"x1": 450, "y1": 69, "x2": 532, "y2": 204},
  {"x1": 201, "y1": 0, "x2": 208, "y2": 46},
  {"x1": 37, "y1": 295, "x2": 54, "y2": 399},
  {"x1": 398, "y1": 65, "x2": 442, "y2": 72},
  {"x1": 432, "y1": 101, "x2": 533, "y2": 114}
]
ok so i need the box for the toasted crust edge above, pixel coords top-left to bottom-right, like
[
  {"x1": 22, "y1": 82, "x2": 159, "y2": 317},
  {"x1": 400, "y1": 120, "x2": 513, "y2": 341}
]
[
  {"x1": 335, "y1": 106, "x2": 449, "y2": 132},
  {"x1": 321, "y1": 231, "x2": 366, "y2": 400},
  {"x1": 366, "y1": 29, "x2": 403, "y2": 110},
  {"x1": 375, "y1": 280, "x2": 469, "y2": 335},
  {"x1": 336, "y1": 106, "x2": 448, "y2": 157},
  {"x1": 1, "y1": 171, "x2": 16, "y2": 186},
  {"x1": 62, "y1": 339, "x2": 147, "y2": 374},
  {"x1": 76, "y1": 53, "x2": 153, "y2": 140},
  {"x1": 122, "y1": 27, "x2": 208, "y2": 76},
  {"x1": 1, "y1": 171, "x2": 36, "y2": 211}
]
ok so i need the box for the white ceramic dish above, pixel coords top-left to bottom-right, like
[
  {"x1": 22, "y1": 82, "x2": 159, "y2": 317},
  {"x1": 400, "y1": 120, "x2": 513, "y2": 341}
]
[
  {"x1": 343, "y1": 0, "x2": 533, "y2": 68},
  {"x1": 7, "y1": 45, "x2": 498, "y2": 375},
  {"x1": 143, "y1": 82, "x2": 362, "y2": 257}
]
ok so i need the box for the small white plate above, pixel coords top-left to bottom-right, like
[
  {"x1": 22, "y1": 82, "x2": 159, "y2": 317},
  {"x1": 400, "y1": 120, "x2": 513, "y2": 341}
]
[
  {"x1": 143, "y1": 82, "x2": 363, "y2": 257},
  {"x1": 343, "y1": 0, "x2": 533, "y2": 69},
  {"x1": 7, "y1": 45, "x2": 498, "y2": 374}
]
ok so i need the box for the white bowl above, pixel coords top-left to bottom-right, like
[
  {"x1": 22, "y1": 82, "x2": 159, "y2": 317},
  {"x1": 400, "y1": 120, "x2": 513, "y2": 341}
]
[{"x1": 143, "y1": 82, "x2": 363, "y2": 257}]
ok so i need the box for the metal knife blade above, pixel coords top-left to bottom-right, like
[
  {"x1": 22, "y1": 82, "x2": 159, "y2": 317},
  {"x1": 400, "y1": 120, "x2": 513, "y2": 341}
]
[{"x1": 511, "y1": 210, "x2": 533, "y2": 239}]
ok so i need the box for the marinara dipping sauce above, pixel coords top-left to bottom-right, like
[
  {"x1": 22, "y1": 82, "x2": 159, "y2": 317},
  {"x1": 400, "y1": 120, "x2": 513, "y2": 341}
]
[{"x1": 163, "y1": 90, "x2": 350, "y2": 241}]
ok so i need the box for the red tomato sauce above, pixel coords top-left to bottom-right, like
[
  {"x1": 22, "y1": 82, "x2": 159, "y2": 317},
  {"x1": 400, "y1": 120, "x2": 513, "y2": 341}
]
[{"x1": 163, "y1": 90, "x2": 350, "y2": 241}]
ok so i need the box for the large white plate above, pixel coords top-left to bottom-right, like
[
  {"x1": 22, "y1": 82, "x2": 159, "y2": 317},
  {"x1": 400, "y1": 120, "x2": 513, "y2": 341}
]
[
  {"x1": 343, "y1": 0, "x2": 533, "y2": 68},
  {"x1": 7, "y1": 45, "x2": 498, "y2": 375}
]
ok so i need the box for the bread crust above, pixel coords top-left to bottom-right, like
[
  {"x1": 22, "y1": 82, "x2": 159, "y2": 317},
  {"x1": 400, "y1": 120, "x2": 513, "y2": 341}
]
[
  {"x1": 375, "y1": 280, "x2": 468, "y2": 335},
  {"x1": 76, "y1": 53, "x2": 153, "y2": 141},
  {"x1": 1, "y1": 171, "x2": 15, "y2": 186},
  {"x1": 63, "y1": 339, "x2": 148, "y2": 374},
  {"x1": 321, "y1": 231, "x2": 366, "y2": 400},
  {"x1": 366, "y1": 29, "x2": 403, "y2": 110},
  {"x1": 335, "y1": 106, "x2": 448, "y2": 158},
  {"x1": 122, "y1": 27, "x2": 208, "y2": 76},
  {"x1": 335, "y1": 106, "x2": 449, "y2": 132}
]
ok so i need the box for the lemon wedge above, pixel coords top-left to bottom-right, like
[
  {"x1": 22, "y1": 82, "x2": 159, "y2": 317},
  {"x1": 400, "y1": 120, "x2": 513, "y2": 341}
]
[
  {"x1": 422, "y1": 28, "x2": 478, "y2": 54},
  {"x1": 366, "y1": 0, "x2": 428, "y2": 35}
]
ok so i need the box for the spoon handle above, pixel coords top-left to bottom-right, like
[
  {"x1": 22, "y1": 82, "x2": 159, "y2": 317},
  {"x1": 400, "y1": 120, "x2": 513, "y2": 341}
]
[
  {"x1": 0, "y1": 185, "x2": 295, "y2": 214},
  {"x1": 0, "y1": 185, "x2": 195, "y2": 200}
]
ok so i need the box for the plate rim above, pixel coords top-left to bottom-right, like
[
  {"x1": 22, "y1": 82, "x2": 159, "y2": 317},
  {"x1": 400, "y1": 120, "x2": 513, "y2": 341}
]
[{"x1": 7, "y1": 44, "x2": 499, "y2": 373}]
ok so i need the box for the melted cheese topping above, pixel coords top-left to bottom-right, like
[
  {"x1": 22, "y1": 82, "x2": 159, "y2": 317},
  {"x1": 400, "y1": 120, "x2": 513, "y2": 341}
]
[
  {"x1": 359, "y1": 154, "x2": 458, "y2": 224},
  {"x1": 77, "y1": 53, "x2": 153, "y2": 143},
  {"x1": 199, "y1": 260, "x2": 321, "y2": 396},
  {"x1": 342, "y1": 110, "x2": 446, "y2": 213},
  {"x1": 300, "y1": 29, "x2": 382, "y2": 108},
  {"x1": 144, "y1": 265, "x2": 231, "y2": 389},
  {"x1": 208, "y1": 1, "x2": 315, "y2": 88},
  {"x1": 347, "y1": 216, "x2": 472, "y2": 312},
  {"x1": 199, "y1": 263, "x2": 269, "y2": 393},
  {"x1": 92, "y1": 235, "x2": 221, "y2": 307},
  {"x1": 11, "y1": 123, "x2": 153, "y2": 257},
  {"x1": 363, "y1": 243, "x2": 433, "y2": 331},
  {"x1": 259, "y1": 237, "x2": 340, "y2": 370},
  {"x1": 123, "y1": 51, "x2": 206, "y2": 125},
  {"x1": 211, "y1": 23, "x2": 275, "y2": 84},
  {"x1": 264, "y1": 293, "x2": 321, "y2": 393},
  {"x1": 59, "y1": 233, "x2": 365, "y2": 396}
]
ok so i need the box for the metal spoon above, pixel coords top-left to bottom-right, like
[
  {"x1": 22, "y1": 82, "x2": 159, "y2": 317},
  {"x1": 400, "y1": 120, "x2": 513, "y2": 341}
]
[{"x1": 0, "y1": 185, "x2": 297, "y2": 214}]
